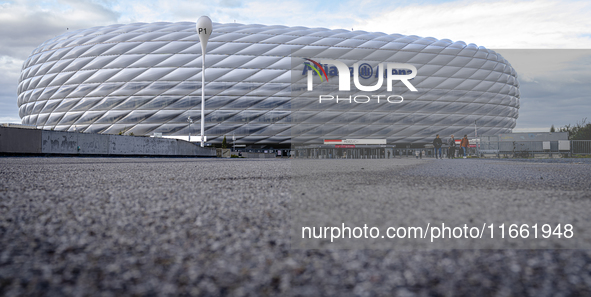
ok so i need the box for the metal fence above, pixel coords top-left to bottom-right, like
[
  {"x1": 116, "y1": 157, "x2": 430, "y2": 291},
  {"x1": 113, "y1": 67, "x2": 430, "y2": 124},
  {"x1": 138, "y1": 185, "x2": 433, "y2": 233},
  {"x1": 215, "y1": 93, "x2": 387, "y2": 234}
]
[
  {"x1": 572, "y1": 140, "x2": 591, "y2": 155},
  {"x1": 291, "y1": 140, "x2": 591, "y2": 159},
  {"x1": 477, "y1": 140, "x2": 591, "y2": 157}
]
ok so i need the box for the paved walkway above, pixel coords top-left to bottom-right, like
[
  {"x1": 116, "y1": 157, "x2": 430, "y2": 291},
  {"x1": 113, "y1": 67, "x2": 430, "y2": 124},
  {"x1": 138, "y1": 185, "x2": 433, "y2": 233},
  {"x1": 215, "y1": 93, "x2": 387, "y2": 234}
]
[{"x1": 1, "y1": 157, "x2": 590, "y2": 296}]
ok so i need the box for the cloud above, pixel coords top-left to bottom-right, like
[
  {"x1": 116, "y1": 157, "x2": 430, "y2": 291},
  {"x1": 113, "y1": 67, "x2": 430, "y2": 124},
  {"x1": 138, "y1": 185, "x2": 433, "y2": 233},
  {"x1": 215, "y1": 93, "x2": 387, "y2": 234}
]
[
  {"x1": 355, "y1": 0, "x2": 591, "y2": 48},
  {"x1": 0, "y1": 55, "x2": 23, "y2": 123},
  {"x1": 0, "y1": 0, "x2": 120, "y2": 59},
  {"x1": 498, "y1": 50, "x2": 591, "y2": 130},
  {"x1": 495, "y1": 49, "x2": 591, "y2": 84},
  {"x1": 0, "y1": 0, "x2": 120, "y2": 123},
  {"x1": 111, "y1": 0, "x2": 238, "y2": 24},
  {"x1": 147, "y1": 0, "x2": 345, "y2": 28}
]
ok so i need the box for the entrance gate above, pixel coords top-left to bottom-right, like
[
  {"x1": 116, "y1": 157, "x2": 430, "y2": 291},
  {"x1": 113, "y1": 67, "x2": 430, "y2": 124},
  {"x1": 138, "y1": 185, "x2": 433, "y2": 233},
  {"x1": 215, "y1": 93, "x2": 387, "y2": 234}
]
[{"x1": 294, "y1": 145, "x2": 399, "y2": 159}]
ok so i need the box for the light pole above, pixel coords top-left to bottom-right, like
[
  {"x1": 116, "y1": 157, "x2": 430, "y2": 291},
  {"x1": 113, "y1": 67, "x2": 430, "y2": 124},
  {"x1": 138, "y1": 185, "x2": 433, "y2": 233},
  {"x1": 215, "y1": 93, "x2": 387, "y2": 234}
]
[
  {"x1": 475, "y1": 120, "x2": 479, "y2": 156},
  {"x1": 187, "y1": 116, "x2": 193, "y2": 142},
  {"x1": 196, "y1": 16, "x2": 212, "y2": 147}
]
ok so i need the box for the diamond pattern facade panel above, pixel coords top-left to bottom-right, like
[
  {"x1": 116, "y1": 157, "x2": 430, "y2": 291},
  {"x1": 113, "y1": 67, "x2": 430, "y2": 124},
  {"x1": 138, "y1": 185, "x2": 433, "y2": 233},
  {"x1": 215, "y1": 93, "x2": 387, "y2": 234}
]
[{"x1": 17, "y1": 22, "x2": 519, "y2": 145}]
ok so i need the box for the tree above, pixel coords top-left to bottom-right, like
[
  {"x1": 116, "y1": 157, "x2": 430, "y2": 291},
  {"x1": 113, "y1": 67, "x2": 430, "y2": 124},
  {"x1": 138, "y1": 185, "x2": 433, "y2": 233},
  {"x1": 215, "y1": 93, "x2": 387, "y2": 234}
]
[
  {"x1": 222, "y1": 135, "x2": 227, "y2": 149},
  {"x1": 559, "y1": 118, "x2": 591, "y2": 140},
  {"x1": 550, "y1": 125, "x2": 555, "y2": 132},
  {"x1": 572, "y1": 121, "x2": 591, "y2": 140}
]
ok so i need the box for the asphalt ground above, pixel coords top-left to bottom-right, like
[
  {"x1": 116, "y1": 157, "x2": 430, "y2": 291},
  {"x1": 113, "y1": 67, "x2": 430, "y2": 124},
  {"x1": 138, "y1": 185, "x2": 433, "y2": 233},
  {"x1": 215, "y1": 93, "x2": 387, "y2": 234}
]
[
  {"x1": 291, "y1": 157, "x2": 591, "y2": 249},
  {"x1": 1, "y1": 157, "x2": 591, "y2": 296}
]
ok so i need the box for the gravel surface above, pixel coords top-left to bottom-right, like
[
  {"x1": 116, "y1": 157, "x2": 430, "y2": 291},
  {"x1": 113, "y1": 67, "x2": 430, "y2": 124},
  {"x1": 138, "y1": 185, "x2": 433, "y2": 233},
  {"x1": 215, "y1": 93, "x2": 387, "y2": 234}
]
[
  {"x1": 1, "y1": 157, "x2": 591, "y2": 296},
  {"x1": 291, "y1": 158, "x2": 591, "y2": 249}
]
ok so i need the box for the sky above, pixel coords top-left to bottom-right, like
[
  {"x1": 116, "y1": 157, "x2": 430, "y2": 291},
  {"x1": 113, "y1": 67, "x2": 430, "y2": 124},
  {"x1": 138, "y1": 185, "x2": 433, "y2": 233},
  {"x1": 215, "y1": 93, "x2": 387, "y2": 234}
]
[{"x1": 1, "y1": 0, "x2": 590, "y2": 132}]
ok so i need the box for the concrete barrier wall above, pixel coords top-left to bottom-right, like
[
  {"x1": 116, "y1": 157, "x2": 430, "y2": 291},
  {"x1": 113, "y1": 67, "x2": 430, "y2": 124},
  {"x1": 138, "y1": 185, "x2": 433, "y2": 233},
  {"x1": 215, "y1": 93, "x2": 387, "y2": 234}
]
[
  {"x1": 1, "y1": 127, "x2": 215, "y2": 157},
  {"x1": 243, "y1": 152, "x2": 276, "y2": 158},
  {"x1": 177, "y1": 140, "x2": 211, "y2": 156},
  {"x1": 41, "y1": 131, "x2": 110, "y2": 154},
  {"x1": 0, "y1": 127, "x2": 42, "y2": 153},
  {"x1": 109, "y1": 135, "x2": 178, "y2": 155}
]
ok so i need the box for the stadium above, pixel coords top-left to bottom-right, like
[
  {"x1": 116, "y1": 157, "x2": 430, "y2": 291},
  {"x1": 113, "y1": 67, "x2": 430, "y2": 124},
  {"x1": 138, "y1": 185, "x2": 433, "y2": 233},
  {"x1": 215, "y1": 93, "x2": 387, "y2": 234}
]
[{"x1": 17, "y1": 22, "x2": 519, "y2": 148}]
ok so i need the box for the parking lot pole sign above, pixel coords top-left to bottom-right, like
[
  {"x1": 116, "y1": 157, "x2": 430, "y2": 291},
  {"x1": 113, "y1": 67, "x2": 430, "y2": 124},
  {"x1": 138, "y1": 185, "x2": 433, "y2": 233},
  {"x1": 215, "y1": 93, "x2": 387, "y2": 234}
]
[{"x1": 196, "y1": 16, "x2": 212, "y2": 147}]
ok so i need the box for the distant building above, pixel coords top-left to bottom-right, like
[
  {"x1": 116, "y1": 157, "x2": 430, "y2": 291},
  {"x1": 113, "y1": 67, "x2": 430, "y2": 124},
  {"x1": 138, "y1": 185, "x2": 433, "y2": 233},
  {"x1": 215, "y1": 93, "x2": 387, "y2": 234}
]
[
  {"x1": 1, "y1": 123, "x2": 38, "y2": 129},
  {"x1": 496, "y1": 132, "x2": 568, "y2": 141}
]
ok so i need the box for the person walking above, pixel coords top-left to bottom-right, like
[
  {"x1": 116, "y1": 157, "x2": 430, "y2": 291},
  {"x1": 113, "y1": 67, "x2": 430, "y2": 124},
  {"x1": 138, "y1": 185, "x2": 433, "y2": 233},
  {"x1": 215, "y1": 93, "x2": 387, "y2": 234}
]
[
  {"x1": 447, "y1": 135, "x2": 456, "y2": 159},
  {"x1": 460, "y1": 134, "x2": 469, "y2": 159},
  {"x1": 433, "y1": 134, "x2": 443, "y2": 159}
]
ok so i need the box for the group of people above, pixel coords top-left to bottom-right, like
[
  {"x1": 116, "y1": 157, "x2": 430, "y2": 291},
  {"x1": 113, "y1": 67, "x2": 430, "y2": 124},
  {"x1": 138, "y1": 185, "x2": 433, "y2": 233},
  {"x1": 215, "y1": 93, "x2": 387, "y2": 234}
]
[{"x1": 432, "y1": 134, "x2": 470, "y2": 159}]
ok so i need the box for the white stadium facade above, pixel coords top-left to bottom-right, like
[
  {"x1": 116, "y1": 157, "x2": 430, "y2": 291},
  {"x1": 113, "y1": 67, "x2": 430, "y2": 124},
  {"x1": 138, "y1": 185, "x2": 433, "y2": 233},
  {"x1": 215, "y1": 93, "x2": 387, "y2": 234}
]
[{"x1": 17, "y1": 22, "x2": 519, "y2": 148}]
